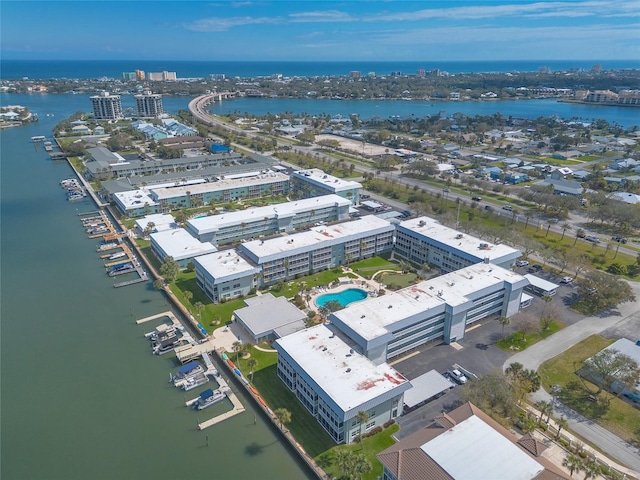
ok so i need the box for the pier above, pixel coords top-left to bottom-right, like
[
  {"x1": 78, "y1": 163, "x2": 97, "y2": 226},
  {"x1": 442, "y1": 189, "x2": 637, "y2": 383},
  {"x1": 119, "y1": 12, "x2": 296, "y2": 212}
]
[{"x1": 196, "y1": 361, "x2": 245, "y2": 430}]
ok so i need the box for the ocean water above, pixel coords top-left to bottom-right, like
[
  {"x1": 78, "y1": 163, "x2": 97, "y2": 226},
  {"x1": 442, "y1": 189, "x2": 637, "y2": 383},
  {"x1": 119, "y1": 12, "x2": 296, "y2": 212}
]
[
  {"x1": 0, "y1": 94, "x2": 312, "y2": 480},
  {"x1": 2, "y1": 59, "x2": 639, "y2": 80}
]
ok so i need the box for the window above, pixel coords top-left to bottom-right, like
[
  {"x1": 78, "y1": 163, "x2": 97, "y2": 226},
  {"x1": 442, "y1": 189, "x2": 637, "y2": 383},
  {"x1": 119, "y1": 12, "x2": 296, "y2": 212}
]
[{"x1": 366, "y1": 421, "x2": 376, "y2": 430}]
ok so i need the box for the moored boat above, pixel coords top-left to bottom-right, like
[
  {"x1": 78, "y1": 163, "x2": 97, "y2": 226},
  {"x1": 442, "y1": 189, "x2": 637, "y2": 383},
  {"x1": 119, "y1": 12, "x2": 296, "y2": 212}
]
[{"x1": 192, "y1": 388, "x2": 227, "y2": 410}]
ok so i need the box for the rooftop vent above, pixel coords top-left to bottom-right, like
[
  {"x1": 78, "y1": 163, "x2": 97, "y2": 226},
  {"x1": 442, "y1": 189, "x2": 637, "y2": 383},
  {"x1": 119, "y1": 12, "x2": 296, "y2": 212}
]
[
  {"x1": 346, "y1": 368, "x2": 351, "y2": 373},
  {"x1": 479, "y1": 243, "x2": 489, "y2": 250},
  {"x1": 455, "y1": 233, "x2": 463, "y2": 239},
  {"x1": 360, "y1": 315, "x2": 366, "y2": 319},
  {"x1": 388, "y1": 305, "x2": 393, "y2": 309},
  {"x1": 418, "y1": 220, "x2": 426, "y2": 227}
]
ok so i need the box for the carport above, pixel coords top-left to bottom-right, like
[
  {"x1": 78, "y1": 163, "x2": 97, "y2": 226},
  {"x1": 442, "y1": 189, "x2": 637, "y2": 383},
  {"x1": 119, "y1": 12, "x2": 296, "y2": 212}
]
[{"x1": 403, "y1": 370, "x2": 455, "y2": 410}]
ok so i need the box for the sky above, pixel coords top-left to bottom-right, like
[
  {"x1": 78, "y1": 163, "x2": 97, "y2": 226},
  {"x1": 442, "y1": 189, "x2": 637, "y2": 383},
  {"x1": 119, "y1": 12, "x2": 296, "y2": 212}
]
[{"x1": 1, "y1": 0, "x2": 639, "y2": 61}]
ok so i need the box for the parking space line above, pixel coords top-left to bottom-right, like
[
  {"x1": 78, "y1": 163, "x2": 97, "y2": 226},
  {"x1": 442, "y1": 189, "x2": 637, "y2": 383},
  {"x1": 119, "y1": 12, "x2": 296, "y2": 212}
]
[
  {"x1": 389, "y1": 350, "x2": 420, "y2": 365},
  {"x1": 465, "y1": 323, "x2": 482, "y2": 333}
]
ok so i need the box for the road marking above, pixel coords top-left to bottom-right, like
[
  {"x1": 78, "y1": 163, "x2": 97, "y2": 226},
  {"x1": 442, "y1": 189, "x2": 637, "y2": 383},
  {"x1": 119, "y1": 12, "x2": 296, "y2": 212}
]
[
  {"x1": 389, "y1": 350, "x2": 420, "y2": 365},
  {"x1": 466, "y1": 323, "x2": 482, "y2": 332},
  {"x1": 450, "y1": 342, "x2": 463, "y2": 351}
]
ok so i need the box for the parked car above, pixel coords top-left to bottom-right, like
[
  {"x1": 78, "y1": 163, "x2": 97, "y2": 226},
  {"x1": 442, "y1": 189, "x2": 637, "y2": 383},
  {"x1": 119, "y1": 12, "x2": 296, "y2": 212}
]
[
  {"x1": 447, "y1": 368, "x2": 468, "y2": 385},
  {"x1": 472, "y1": 196, "x2": 482, "y2": 201},
  {"x1": 516, "y1": 260, "x2": 529, "y2": 267},
  {"x1": 577, "y1": 231, "x2": 586, "y2": 238},
  {"x1": 612, "y1": 237, "x2": 627, "y2": 244},
  {"x1": 484, "y1": 205, "x2": 493, "y2": 211},
  {"x1": 585, "y1": 236, "x2": 600, "y2": 243},
  {"x1": 560, "y1": 276, "x2": 573, "y2": 284},
  {"x1": 531, "y1": 264, "x2": 543, "y2": 272},
  {"x1": 502, "y1": 205, "x2": 514, "y2": 211}
]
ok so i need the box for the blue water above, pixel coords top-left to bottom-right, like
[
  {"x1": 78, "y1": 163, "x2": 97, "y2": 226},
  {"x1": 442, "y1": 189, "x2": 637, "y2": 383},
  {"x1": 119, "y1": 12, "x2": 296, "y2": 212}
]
[
  {"x1": 2, "y1": 59, "x2": 639, "y2": 80},
  {"x1": 316, "y1": 289, "x2": 368, "y2": 308}
]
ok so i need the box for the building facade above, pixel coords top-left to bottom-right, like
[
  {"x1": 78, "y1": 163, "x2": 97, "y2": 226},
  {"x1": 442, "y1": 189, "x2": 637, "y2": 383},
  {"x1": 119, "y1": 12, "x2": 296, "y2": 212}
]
[
  {"x1": 185, "y1": 195, "x2": 351, "y2": 244},
  {"x1": 291, "y1": 169, "x2": 362, "y2": 205},
  {"x1": 329, "y1": 263, "x2": 528, "y2": 365},
  {"x1": 90, "y1": 92, "x2": 123, "y2": 120},
  {"x1": 134, "y1": 91, "x2": 164, "y2": 118},
  {"x1": 394, "y1": 216, "x2": 521, "y2": 272},
  {"x1": 239, "y1": 216, "x2": 394, "y2": 286},
  {"x1": 274, "y1": 324, "x2": 411, "y2": 444},
  {"x1": 193, "y1": 250, "x2": 260, "y2": 303}
]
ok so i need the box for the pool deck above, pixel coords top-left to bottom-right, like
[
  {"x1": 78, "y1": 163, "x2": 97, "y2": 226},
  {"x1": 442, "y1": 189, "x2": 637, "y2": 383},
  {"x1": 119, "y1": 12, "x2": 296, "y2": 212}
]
[{"x1": 309, "y1": 267, "x2": 382, "y2": 309}]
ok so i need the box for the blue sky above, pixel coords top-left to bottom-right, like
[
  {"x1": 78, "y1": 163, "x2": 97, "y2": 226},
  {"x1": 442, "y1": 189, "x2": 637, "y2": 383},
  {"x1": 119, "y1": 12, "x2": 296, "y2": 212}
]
[{"x1": 1, "y1": 1, "x2": 638, "y2": 61}]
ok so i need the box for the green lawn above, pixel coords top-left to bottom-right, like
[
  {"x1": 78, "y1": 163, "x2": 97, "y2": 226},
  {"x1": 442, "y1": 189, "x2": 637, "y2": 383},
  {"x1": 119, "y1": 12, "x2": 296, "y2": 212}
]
[
  {"x1": 380, "y1": 272, "x2": 418, "y2": 289},
  {"x1": 496, "y1": 321, "x2": 565, "y2": 352},
  {"x1": 350, "y1": 257, "x2": 401, "y2": 278},
  {"x1": 316, "y1": 424, "x2": 400, "y2": 480},
  {"x1": 538, "y1": 335, "x2": 640, "y2": 443},
  {"x1": 269, "y1": 268, "x2": 349, "y2": 299}
]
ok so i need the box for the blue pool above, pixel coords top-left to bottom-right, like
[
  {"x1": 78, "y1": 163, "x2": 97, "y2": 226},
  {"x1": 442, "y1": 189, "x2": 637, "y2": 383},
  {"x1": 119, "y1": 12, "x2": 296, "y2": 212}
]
[{"x1": 316, "y1": 288, "x2": 368, "y2": 309}]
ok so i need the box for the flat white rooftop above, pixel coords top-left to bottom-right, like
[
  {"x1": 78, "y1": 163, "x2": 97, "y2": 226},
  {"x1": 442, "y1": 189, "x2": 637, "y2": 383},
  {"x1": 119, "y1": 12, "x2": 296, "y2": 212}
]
[
  {"x1": 151, "y1": 171, "x2": 289, "y2": 200},
  {"x1": 398, "y1": 216, "x2": 520, "y2": 262},
  {"x1": 332, "y1": 263, "x2": 527, "y2": 342},
  {"x1": 186, "y1": 194, "x2": 350, "y2": 235},
  {"x1": 135, "y1": 214, "x2": 176, "y2": 233},
  {"x1": 421, "y1": 414, "x2": 544, "y2": 480},
  {"x1": 194, "y1": 250, "x2": 260, "y2": 281},
  {"x1": 293, "y1": 169, "x2": 362, "y2": 192},
  {"x1": 113, "y1": 189, "x2": 157, "y2": 210},
  {"x1": 150, "y1": 229, "x2": 217, "y2": 262},
  {"x1": 241, "y1": 215, "x2": 392, "y2": 263},
  {"x1": 524, "y1": 274, "x2": 558, "y2": 292},
  {"x1": 275, "y1": 324, "x2": 410, "y2": 415}
]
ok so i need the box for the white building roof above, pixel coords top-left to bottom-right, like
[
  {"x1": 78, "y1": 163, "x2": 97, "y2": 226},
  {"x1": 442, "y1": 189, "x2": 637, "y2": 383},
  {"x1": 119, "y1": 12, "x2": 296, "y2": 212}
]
[
  {"x1": 421, "y1": 414, "x2": 544, "y2": 480},
  {"x1": 234, "y1": 293, "x2": 307, "y2": 340},
  {"x1": 524, "y1": 274, "x2": 558, "y2": 292},
  {"x1": 135, "y1": 214, "x2": 176, "y2": 233},
  {"x1": 193, "y1": 250, "x2": 260, "y2": 282},
  {"x1": 113, "y1": 189, "x2": 157, "y2": 210},
  {"x1": 332, "y1": 263, "x2": 527, "y2": 343},
  {"x1": 293, "y1": 169, "x2": 362, "y2": 192},
  {"x1": 151, "y1": 171, "x2": 289, "y2": 201},
  {"x1": 150, "y1": 229, "x2": 217, "y2": 262},
  {"x1": 241, "y1": 216, "x2": 392, "y2": 263},
  {"x1": 186, "y1": 194, "x2": 350, "y2": 236},
  {"x1": 602, "y1": 338, "x2": 640, "y2": 365},
  {"x1": 274, "y1": 324, "x2": 410, "y2": 415},
  {"x1": 403, "y1": 370, "x2": 455, "y2": 409},
  {"x1": 398, "y1": 216, "x2": 520, "y2": 263}
]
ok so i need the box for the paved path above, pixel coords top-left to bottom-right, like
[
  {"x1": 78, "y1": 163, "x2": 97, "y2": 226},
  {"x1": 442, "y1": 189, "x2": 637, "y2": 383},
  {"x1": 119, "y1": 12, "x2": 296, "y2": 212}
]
[{"x1": 504, "y1": 282, "x2": 640, "y2": 475}]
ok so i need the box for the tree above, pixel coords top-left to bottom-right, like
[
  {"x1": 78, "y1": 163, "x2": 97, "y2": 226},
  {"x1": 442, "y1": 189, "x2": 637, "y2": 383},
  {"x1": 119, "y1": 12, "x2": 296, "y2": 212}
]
[
  {"x1": 232, "y1": 341, "x2": 243, "y2": 363},
  {"x1": 582, "y1": 461, "x2": 601, "y2": 480},
  {"x1": 351, "y1": 453, "x2": 372, "y2": 480},
  {"x1": 356, "y1": 410, "x2": 370, "y2": 448},
  {"x1": 194, "y1": 301, "x2": 205, "y2": 324},
  {"x1": 498, "y1": 315, "x2": 511, "y2": 335},
  {"x1": 334, "y1": 449, "x2": 353, "y2": 479},
  {"x1": 274, "y1": 408, "x2": 291, "y2": 430},
  {"x1": 247, "y1": 358, "x2": 258, "y2": 382},
  {"x1": 153, "y1": 279, "x2": 165, "y2": 290},
  {"x1": 183, "y1": 290, "x2": 193, "y2": 303},
  {"x1": 323, "y1": 300, "x2": 344, "y2": 312},
  {"x1": 579, "y1": 270, "x2": 635, "y2": 313},
  {"x1": 159, "y1": 256, "x2": 180, "y2": 283},
  {"x1": 563, "y1": 453, "x2": 584, "y2": 477},
  {"x1": 555, "y1": 416, "x2": 569, "y2": 440},
  {"x1": 143, "y1": 221, "x2": 155, "y2": 237},
  {"x1": 582, "y1": 348, "x2": 640, "y2": 396},
  {"x1": 535, "y1": 400, "x2": 554, "y2": 424},
  {"x1": 540, "y1": 295, "x2": 562, "y2": 331},
  {"x1": 516, "y1": 312, "x2": 540, "y2": 341},
  {"x1": 460, "y1": 371, "x2": 518, "y2": 418}
]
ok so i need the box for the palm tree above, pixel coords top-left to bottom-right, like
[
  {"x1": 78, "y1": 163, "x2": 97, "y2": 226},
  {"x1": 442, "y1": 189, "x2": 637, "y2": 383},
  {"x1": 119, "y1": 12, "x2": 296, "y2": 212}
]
[
  {"x1": 247, "y1": 358, "x2": 257, "y2": 382},
  {"x1": 232, "y1": 341, "x2": 243, "y2": 363},
  {"x1": 563, "y1": 454, "x2": 584, "y2": 478},
  {"x1": 560, "y1": 222, "x2": 571, "y2": 241},
  {"x1": 183, "y1": 290, "x2": 193, "y2": 303},
  {"x1": 498, "y1": 316, "x2": 511, "y2": 335},
  {"x1": 356, "y1": 410, "x2": 370, "y2": 448},
  {"x1": 274, "y1": 408, "x2": 291, "y2": 430},
  {"x1": 194, "y1": 301, "x2": 205, "y2": 325},
  {"x1": 535, "y1": 400, "x2": 554, "y2": 424},
  {"x1": 582, "y1": 461, "x2": 601, "y2": 480},
  {"x1": 555, "y1": 416, "x2": 569, "y2": 440},
  {"x1": 574, "y1": 228, "x2": 585, "y2": 246},
  {"x1": 334, "y1": 449, "x2": 353, "y2": 479},
  {"x1": 352, "y1": 454, "x2": 372, "y2": 480},
  {"x1": 282, "y1": 259, "x2": 289, "y2": 280},
  {"x1": 153, "y1": 279, "x2": 165, "y2": 290}
]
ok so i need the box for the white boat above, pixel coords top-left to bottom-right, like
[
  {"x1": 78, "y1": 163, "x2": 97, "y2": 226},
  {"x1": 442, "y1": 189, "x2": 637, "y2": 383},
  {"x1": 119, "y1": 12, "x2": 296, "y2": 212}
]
[
  {"x1": 193, "y1": 388, "x2": 227, "y2": 410},
  {"x1": 179, "y1": 372, "x2": 209, "y2": 391},
  {"x1": 144, "y1": 323, "x2": 179, "y2": 340},
  {"x1": 108, "y1": 252, "x2": 127, "y2": 260},
  {"x1": 170, "y1": 361, "x2": 204, "y2": 385}
]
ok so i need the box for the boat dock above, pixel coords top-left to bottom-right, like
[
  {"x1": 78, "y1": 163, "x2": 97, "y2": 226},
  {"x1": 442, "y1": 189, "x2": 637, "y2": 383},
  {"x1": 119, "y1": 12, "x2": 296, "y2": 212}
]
[
  {"x1": 136, "y1": 311, "x2": 182, "y2": 326},
  {"x1": 196, "y1": 360, "x2": 245, "y2": 430}
]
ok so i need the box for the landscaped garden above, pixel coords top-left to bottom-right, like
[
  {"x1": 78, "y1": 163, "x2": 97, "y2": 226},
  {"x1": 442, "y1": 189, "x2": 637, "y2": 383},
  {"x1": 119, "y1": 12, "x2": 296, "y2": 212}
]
[
  {"x1": 496, "y1": 320, "x2": 565, "y2": 352},
  {"x1": 539, "y1": 335, "x2": 640, "y2": 443}
]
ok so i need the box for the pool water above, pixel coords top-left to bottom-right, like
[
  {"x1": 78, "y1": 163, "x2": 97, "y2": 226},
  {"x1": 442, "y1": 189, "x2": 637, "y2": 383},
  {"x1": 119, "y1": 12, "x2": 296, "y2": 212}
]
[{"x1": 316, "y1": 288, "x2": 368, "y2": 309}]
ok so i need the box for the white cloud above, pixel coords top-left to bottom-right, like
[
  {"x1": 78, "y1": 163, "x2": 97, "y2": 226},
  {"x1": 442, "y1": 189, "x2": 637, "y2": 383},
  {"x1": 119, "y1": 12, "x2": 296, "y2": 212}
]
[
  {"x1": 289, "y1": 10, "x2": 354, "y2": 23},
  {"x1": 184, "y1": 15, "x2": 282, "y2": 32}
]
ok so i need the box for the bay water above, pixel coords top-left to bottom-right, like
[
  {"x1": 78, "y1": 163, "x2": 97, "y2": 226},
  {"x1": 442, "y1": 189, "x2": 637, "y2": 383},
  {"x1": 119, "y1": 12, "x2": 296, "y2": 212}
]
[{"x1": 0, "y1": 94, "x2": 312, "y2": 480}]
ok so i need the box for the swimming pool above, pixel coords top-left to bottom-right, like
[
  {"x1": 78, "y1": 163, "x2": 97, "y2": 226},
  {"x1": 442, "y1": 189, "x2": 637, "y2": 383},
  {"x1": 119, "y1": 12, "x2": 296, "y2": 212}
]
[{"x1": 316, "y1": 288, "x2": 368, "y2": 309}]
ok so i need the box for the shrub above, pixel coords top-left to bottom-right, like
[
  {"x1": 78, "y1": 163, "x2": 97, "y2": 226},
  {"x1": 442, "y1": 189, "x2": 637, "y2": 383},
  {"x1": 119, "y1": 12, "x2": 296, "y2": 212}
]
[
  {"x1": 607, "y1": 263, "x2": 627, "y2": 275},
  {"x1": 383, "y1": 419, "x2": 396, "y2": 428},
  {"x1": 220, "y1": 297, "x2": 227, "y2": 304},
  {"x1": 364, "y1": 426, "x2": 383, "y2": 438}
]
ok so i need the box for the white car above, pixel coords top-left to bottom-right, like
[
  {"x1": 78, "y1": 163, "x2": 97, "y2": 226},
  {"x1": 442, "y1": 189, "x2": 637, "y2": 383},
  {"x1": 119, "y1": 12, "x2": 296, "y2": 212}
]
[
  {"x1": 516, "y1": 260, "x2": 529, "y2": 267},
  {"x1": 561, "y1": 276, "x2": 573, "y2": 284},
  {"x1": 448, "y1": 368, "x2": 467, "y2": 384}
]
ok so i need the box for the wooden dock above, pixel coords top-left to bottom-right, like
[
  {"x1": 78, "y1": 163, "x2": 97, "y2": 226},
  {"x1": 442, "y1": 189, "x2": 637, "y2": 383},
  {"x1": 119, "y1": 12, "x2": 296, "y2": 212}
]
[
  {"x1": 136, "y1": 311, "x2": 181, "y2": 326},
  {"x1": 197, "y1": 371, "x2": 245, "y2": 430}
]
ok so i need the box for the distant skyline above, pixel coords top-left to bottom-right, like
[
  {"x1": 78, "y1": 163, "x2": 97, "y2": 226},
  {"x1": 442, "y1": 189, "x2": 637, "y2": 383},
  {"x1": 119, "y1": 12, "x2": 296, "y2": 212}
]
[{"x1": 1, "y1": 1, "x2": 639, "y2": 62}]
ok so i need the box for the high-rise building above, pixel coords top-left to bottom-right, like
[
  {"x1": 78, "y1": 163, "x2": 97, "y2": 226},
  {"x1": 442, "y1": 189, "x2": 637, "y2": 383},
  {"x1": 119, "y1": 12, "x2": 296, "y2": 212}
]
[
  {"x1": 134, "y1": 91, "x2": 164, "y2": 118},
  {"x1": 122, "y1": 72, "x2": 136, "y2": 80},
  {"x1": 349, "y1": 71, "x2": 361, "y2": 78},
  {"x1": 90, "y1": 91, "x2": 123, "y2": 120},
  {"x1": 416, "y1": 68, "x2": 426, "y2": 77},
  {"x1": 135, "y1": 69, "x2": 145, "y2": 80},
  {"x1": 148, "y1": 71, "x2": 177, "y2": 81}
]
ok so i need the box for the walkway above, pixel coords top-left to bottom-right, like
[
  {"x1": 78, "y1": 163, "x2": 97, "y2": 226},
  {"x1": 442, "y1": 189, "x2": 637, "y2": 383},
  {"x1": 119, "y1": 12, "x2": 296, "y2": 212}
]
[{"x1": 504, "y1": 281, "x2": 640, "y2": 475}]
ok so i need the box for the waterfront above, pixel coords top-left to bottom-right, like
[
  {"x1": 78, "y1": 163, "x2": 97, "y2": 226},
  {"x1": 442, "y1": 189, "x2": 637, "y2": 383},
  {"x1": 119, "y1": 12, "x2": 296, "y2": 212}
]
[
  {"x1": 1, "y1": 90, "x2": 637, "y2": 479},
  {"x1": 0, "y1": 94, "x2": 312, "y2": 479}
]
